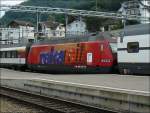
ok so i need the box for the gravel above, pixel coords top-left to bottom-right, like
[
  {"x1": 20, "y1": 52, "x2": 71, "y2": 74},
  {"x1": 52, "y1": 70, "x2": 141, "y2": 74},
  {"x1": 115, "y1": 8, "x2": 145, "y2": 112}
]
[{"x1": 0, "y1": 95, "x2": 49, "y2": 113}]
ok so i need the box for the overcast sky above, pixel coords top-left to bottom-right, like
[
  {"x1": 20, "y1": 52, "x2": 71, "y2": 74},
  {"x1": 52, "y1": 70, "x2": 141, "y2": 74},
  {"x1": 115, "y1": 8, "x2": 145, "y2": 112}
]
[{"x1": 0, "y1": 0, "x2": 27, "y2": 18}]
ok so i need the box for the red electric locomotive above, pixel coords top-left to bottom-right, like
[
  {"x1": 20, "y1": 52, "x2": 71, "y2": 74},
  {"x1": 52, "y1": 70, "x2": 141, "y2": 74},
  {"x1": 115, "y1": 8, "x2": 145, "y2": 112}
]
[{"x1": 27, "y1": 40, "x2": 117, "y2": 73}]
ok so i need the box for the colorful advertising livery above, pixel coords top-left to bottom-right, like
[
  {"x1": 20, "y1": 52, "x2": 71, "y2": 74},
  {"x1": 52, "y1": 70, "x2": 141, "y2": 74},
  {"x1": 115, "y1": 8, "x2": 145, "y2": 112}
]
[
  {"x1": 27, "y1": 40, "x2": 116, "y2": 73},
  {"x1": 40, "y1": 48, "x2": 65, "y2": 65}
]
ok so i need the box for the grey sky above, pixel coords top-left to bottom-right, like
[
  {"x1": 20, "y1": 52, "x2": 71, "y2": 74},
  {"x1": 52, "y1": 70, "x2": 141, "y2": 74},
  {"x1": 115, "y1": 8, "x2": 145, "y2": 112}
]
[{"x1": 0, "y1": 0, "x2": 26, "y2": 18}]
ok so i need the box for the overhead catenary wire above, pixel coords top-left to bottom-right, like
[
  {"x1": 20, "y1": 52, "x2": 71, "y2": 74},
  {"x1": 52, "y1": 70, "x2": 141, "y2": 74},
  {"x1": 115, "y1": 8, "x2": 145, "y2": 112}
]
[{"x1": 0, "y1": 5, "x2": 149, "y2": 21}]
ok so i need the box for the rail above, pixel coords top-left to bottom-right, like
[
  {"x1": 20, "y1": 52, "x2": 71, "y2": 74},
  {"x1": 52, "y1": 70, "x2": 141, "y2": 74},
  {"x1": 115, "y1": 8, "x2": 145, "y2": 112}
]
[{"x1": 0, "y1": 86, "x2": 117, "y2": 113}]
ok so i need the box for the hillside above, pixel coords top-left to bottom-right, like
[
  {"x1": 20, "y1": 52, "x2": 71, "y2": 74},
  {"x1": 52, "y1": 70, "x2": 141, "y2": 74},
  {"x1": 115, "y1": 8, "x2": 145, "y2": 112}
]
[{"x1": 0, "y1": 0, "x2": 128, "y2": 31}]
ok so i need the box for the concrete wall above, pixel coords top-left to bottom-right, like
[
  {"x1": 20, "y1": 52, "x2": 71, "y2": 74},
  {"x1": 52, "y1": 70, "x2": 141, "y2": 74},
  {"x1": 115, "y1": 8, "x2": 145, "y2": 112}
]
[{"x1": 1, "y1": 78, "x2": 150, "y2": 113}]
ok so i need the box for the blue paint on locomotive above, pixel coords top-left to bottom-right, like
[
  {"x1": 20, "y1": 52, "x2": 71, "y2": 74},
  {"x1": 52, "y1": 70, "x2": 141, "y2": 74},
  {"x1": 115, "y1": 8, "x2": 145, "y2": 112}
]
[{"x1": 40, "y1": 49, "x2": 65, "y2": 65}]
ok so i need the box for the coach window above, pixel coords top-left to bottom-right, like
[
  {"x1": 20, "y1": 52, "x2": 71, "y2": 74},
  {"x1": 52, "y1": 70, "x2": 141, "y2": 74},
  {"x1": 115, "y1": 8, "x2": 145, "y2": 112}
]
[
  {"x1": 1, "y1": 51, "x2": 5, "y2": 58},
  {"x1": 11, "y1": 51, "x2": 15, "y2": 58},
  {"x1": 0, "y1": 51, "x2": 2, "y2": 58},
  {"x1": 6, "y1": 51, "x2": 11, "y2": 58},
  {"x1": 0, "y1": 52, "x2": 2, "y2": 58},
  {"x1": 0, "y1": 51, "x2": 1, "y2": 58},
  {"x1": 10, "y1": 51, "x2": 13, "y2": 58},
  {"x1": 11, "y1": 51, "x2": 13, "y2": 58},
  {"x1": 13, "y1": 51, "x2": 17, "y2": 58},
  {"x1": 127, "y1": 42, "x2": 139, "y2": 53},
  {"x1": 15, "y1": 51, "x2": 18, "y2": 58},
  {"x1": 5, "y1": 51, "x2": 7, "y2": 58}
]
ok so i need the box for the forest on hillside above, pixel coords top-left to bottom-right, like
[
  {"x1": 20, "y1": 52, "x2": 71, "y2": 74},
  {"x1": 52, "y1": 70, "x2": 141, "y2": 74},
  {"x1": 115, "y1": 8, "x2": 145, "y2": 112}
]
[{"x1": 0, "y1": 0, "x2": 129, "y2": 31}]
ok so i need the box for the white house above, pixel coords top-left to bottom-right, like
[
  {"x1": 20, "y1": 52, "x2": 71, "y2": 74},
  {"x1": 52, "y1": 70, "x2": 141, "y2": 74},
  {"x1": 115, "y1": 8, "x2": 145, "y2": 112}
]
[
  {"x1": 0, "y1": 20, "x2": 35, "y2": 44},
  {"x1": 66, "y1": 19, "x2": 88, "y2": 35},
  {"x1": 38, "y1": 21, "x2": 65, "y2": 39},
  {"x1": 119, "y1": 0, "x2": 150, "y2": 23}
]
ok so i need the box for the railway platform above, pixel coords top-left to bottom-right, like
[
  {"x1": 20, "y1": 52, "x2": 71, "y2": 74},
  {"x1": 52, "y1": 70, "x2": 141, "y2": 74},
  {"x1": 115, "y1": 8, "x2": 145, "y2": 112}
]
[{"x1": 0, "y1": 68, "x2": 150, "y2": 113}]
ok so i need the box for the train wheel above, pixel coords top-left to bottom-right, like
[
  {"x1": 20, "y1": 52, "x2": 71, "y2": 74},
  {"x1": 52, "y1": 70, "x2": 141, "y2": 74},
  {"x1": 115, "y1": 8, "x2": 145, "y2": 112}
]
[
  {"x1": 20, "y1": 67, "x2": 26, "y2": 71},
  {"x1": 120, "y1": 69, "x2": 130, "y2": 75},
  {"x1": 119, "y1": 69, "x2": 125, "y2": 75}
]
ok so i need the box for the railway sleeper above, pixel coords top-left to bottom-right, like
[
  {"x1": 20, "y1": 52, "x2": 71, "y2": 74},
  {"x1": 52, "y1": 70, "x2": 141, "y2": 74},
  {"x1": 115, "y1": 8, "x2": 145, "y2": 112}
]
[{"x1": 0, "y1": 87, "x2": 115, "y2": 113}]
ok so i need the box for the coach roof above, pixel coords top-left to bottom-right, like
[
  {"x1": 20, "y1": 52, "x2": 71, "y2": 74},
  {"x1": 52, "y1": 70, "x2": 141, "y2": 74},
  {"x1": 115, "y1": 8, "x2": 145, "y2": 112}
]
[
  {"x1": 123, "y1": 23, "x2": 150, "y2": 36},
  {"x1": 0, "y1": 46, "x2": 26, "y2": 51}
]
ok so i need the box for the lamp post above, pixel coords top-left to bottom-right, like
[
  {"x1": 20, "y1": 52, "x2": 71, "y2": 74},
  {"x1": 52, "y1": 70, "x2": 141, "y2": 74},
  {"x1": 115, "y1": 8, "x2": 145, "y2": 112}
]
[
  {"x1": 96, "y1": 0, "x2": 98, "y2": 11},
  {"x1": 65, "y1": 14, "x2": 68, "y2": 38}
]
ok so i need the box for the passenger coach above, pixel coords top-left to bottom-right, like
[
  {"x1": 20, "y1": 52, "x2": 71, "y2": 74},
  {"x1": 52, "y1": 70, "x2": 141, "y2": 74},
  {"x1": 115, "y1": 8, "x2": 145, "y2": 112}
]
[
  {"x1": 0, "y1": 46, "x2": 27, "y2": 70},
  {"x1": 118, "y1": 24, "x2": 150, "y2": 75}
]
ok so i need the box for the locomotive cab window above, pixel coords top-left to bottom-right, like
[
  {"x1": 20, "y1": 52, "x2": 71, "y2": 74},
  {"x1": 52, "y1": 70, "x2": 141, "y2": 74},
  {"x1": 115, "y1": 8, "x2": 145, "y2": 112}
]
[{"x1": 127, "y1": 42, "x2": 139, "y2": 53}]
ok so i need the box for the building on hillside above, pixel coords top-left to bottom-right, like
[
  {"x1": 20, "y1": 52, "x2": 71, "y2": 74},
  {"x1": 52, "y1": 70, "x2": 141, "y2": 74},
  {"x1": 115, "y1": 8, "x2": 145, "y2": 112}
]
[
  {"x1": 0, "y1": 20, "x2": 35, "y2": 44},
  {"x1": 119, "y1": 0, "x2": 150, "y2": 23},
  {"x1": 38, "y1": 21, "x2": 65, "y2": 39},
  {"x1": 66, "y1": 19, "x2": 88, "y2": 36}
]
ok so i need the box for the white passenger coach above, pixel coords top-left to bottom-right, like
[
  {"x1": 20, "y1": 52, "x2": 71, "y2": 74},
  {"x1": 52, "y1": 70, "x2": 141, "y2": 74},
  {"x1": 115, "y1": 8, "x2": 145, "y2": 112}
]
[
  {"x1": 0, "y1": 46, "x2": 27, "y2": 69},
  {"x1": 118, "y1": 24, "x2": 150, "y2": 75}
]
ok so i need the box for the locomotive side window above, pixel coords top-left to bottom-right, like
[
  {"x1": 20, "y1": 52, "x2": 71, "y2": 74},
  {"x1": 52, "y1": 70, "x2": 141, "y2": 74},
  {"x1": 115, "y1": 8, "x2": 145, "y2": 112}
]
[{"x1": 127, "y1": 42, "x2": 139, "y2": 53}]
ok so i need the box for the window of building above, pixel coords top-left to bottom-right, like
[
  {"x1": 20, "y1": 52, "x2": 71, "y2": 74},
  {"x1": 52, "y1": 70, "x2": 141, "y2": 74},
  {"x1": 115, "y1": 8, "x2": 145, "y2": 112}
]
[
  {"x1": 76, "y1": 24, "x2": 78, "y2": 27},
  {"x1": 53, "y1": 32, "x2": 56, "y2": 36},
  {"x1": 127, "y1": 42, "x2": 139, "y2": 53},
  {"x1": 60, "y1": 31, "x2": 62, "y2": 36}
]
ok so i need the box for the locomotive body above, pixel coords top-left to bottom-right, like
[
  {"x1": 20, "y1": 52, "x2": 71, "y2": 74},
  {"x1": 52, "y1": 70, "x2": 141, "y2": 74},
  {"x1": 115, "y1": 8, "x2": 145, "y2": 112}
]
[{"x1": 27, "y1": 40, "x2": 117, "y2": 73}]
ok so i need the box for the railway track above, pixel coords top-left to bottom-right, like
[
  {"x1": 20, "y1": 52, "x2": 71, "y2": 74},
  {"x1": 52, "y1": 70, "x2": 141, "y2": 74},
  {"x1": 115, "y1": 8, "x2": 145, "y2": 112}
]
[{"x1": 0, "y1": 86, "x2": 118, "y2": 113}]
